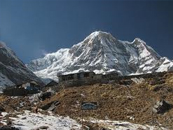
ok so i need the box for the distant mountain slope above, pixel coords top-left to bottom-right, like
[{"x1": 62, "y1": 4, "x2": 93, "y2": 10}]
[
  {"x1": 27, "y1": 31, "x2": 173, "y2": 82},
  {"x1": 0, "y1": 42, "x2": 43, "y2": 90}
]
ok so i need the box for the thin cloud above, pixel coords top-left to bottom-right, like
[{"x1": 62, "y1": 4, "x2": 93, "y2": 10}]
[{"x1": 40, "y1": 49, "x2": 49, "y2": 56}]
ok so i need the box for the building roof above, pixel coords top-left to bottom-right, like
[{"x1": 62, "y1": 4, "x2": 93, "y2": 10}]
[
  {"x1": 58, "y1": 71, "x2": 95, "y2": 77},
  {"x1": 45, "y1": 80, "x2": 58, "y2": 87}
]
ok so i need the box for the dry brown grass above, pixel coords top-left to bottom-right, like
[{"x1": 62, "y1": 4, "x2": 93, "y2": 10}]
[
  {"x1": 1, "y1": 72, "x2": 173, "y2": 129},
  {"x1": 38, "y1": 72, "x2": 173, "y2": 129}
]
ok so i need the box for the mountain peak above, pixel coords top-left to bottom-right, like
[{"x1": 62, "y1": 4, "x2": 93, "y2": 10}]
[
  {"x1": 82, "y1": 31, "x2": 117, "y2": 47},
  {"x1": 90, "y1": 31, "x2": 110, "y2": 36},
  {"x1": 132, "y1": 38, "x2": 146, "y2": 45},
  {"x1": 27, "y1": 31, "x2": 173, "y2": 82},
  {"x1": 84, "y1": 31, "x2": 113, "y2": 41}
]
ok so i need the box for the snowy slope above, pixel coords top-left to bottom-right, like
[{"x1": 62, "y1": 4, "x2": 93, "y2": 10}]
[
  {"x1": 0, "y1": 42, "x2": 43, "y2": 89},
  {"x1": 0, "y1": 73, "x2": 15, "y2": 91},
  {"x1": 27, "y1": 31, "x2": 173, "y2": 82},
  {"x1": 10, "y1": 111, "x2": 82, "y2": 130}
]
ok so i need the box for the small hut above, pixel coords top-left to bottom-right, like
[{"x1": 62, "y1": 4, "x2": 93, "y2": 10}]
[
  {"x1": 3, "y1": 81, "x2": 40, "y2": 96},
  {"x1": 43, "y1": 80, "x2": 59, "y2": 92},
  {"x1": 58, "y1": 72, "x2": 95, "y2": 82}
]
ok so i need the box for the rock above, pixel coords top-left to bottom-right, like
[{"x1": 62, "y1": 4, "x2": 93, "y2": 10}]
[
  {"x1": 41, "y1": 101, "x2": 60, "y2": 111},
  {"x1": 0, "y1": 106, "x2": 5, "y2": 112},
  {"x1": 0, "y1": 126, "x2": 19, "y2": 130},
  {"x1": 36, "y1": 126, "x2": 49, "y2": 129},
  {"x1": 131, "y1": 78, "x2": 145, "y2": 84},
  {"x1": 6, "y1": 120, "x2": 12, "y2": 126},
  {"x1": 39, "y1": 92, "x2": 52, "y2": 101},
  {"x1": 152, "y1": 100, "x2": 172, "y2": 114},
  {"x1": 150, "y1": 78, "x2": 165, "y2": 85},
  {"x1": 152, "y1": 85, "x2": 163, "y2": 92}
]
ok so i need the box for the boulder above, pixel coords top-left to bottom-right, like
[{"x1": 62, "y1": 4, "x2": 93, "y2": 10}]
[
  {"x1": 0, "y1": 106, "x2": 5, "y2": 112},
  {"x1": 39, "y1": 92, "x2": 52, "y2": 101},
  {"x1": 153, "y1": 100, "x2": 172, "y2": 114},
  {"x1": 41, "y1": 101, "x2": 60, "y2": 111},
  {"x1": 0, "y1": 126, "x2": 19, "y2": 130}
]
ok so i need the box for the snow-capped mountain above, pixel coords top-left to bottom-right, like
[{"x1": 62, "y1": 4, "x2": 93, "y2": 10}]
[
  {"x1": 27, "y1": 31, "x2": 173, "y2": 82},
  {"x1": 0, "y1": 42, "x2": 43, "y2": 90}
]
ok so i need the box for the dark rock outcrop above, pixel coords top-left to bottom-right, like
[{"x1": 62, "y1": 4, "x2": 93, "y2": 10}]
[
  {"x1": 0, "y1": 42, "x2": 44, "y2": 89},
  {"x1": 0, "y1": 126, "x2": 19, "y2": 130},
  {"x1": 153, "y1": 100, "x2": 172, "y2": 114},
  {"x1": 39, "y1": 92, "x2": 53, "y2": 101}
]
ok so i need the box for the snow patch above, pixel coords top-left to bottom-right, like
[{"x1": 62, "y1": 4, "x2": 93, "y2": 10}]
[{"x1": 11, "y1": 111, "x2": 82, "y2": 130}]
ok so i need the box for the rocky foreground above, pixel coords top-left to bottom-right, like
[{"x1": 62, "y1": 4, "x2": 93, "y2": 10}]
[{"x1": 0, "y1": 71, "x2": 173, "y2": 129}]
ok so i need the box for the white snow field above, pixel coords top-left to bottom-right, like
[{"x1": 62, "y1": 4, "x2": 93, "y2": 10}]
[{"x1": 10, "y1": 111, "x2": 82, "y2": 130}]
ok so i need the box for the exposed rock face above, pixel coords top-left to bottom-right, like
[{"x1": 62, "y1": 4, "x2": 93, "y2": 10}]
[
  {"x1": 0, "y1": 126, "x2": 19, "y2": 130},
  {"x1": 39, "y1": 92, "x2": 53, "y2": 101},
  {"x1": 26, "y1": 31, "x2": 173, "y2": 82},
  {"x1": 0, "y1": 42, "x2": 43, "y2": 90},
  {"x1": 0, "y1": 106, "x2": 5, "y2": 112},
  {"x1": 153, "y1": 100, "x2": 172, "y2": 114}
]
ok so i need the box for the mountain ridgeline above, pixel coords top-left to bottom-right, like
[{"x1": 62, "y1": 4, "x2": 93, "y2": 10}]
[
  {"x1": 26, "y1": 31, "x2": 173, "y2": 82},
  {"x1": 0, "y1": 42, "x2": 43, "y2": 89}
]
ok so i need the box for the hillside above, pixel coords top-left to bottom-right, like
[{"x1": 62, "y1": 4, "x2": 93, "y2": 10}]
[
  {"x1": 0, "y1": 71, "x2": 173, "y2": 129},
  {"x1": 0, "y1": 42, "x2": 43, "y2": 90},
  {"x1": 38, "y1": 71, "x2": 173, "y2": 129}
]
